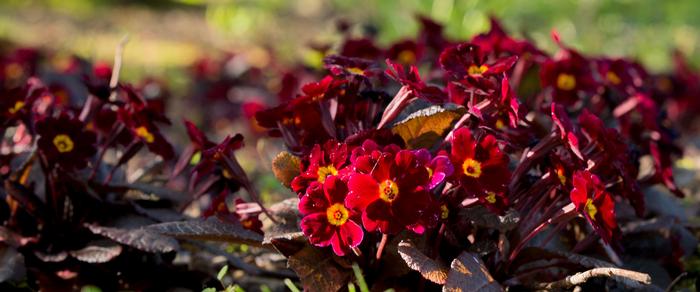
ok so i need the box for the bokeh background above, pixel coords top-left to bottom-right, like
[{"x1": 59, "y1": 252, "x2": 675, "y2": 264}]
[{"x1": 3, "y1": 0, "x2": 700, "y2": 82}]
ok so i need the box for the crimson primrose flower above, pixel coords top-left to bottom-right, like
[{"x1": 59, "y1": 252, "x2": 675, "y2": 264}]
[
  {"x1": 414, "y1": 149, "x2": 453, "y2": 190},
  {"x1": 439, "y1": 43, "x2": 518, "y2": 80},
  {"x1": 596, "y1": 58, "x2": 647, "y2": 93},
  {"x1": 299, "y1": 176, "x2": 363, "y2": 256},
  {"x1": 346, "y1": 149, "x2": 439, "y2": 234},
  {"x1": 540, "y1": 49, "x2": 598, "y2": 106},
  {"x1": 449, "y1": 127, "x2": 510, "y2": 212},
  {"x1": 117, "y1": 85, "x2": 175, "y2": 159},
  {"x1": 36, "y1": 113, "x2": 96, "y2": 170},
  {"x1": 470, "y1": 18, "x2": 547, "y2": 59},
  {"x1": 291, "y1": 140, "x2": 349, "y2": 195},
  {"x1": 570, "y1": 170, "x2": 620, "y2": 244},
  {"x1": 386, "y1": 39, "x2": 423, "y2": 65}
]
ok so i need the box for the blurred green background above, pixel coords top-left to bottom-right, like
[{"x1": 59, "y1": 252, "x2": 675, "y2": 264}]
[{"x1": 2, "y1": 0, "x2": 700, "y2": 79}]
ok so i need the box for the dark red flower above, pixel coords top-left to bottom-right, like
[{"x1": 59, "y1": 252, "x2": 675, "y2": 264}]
[
  {"x1": 339, "y1": 38, "x2": 382, "y2": 60},
  {"x1": 596, "y1": 58, "x2": 647, "y2": 94},
  {"x1": 386, "y1": 39, "x2": 423, "y2": 65},
  {"x1": 570, "y1": 170, "x2": 620, "y2": 243},
  {"x1": 540, "y1": 49, "x2": 598, "y2": 106},
  {"x1": 299, "y1": 176, "x2": 363, "y2": 256},
  {"x1": 291, "y1": 140, "x2": 349, "y2": 195},
  {"x1": 346, "y1": 149, "x2": 438, "y2": 234},
  {"x1": 439, "y1": 43, "x2": 518, "y2": 80},
  {"x1": 449, "y1": 127, "x2": 510, "y2": 212},
  {"x1": 385, "y1": 59, "x2": 446, "y2": 102},
  {"x1": 471, "y1": 17, "x2": 545, "y2": 58},
  {"x1": 323, "y1": 55, "x2": 377, "y2": 79},
  {"x1": 36, "y1": 113, "x2": 96, "y2": 170}
]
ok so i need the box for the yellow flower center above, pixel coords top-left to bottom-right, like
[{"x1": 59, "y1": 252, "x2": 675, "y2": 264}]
[
  {"x1": 282, "y1": 116, "x2": 301, "y2": 126},
  {"x1": 467, "y1": 64, "x2": 489, "y2": 75},
  {"x1": 397, "y1": 50, "x2": 416, "y2": 64},
  {"x1": 326, "y1": 203, "x2": 350, "y2": 226},
  {"x1": 5, "y1": 63, "x2": 23, "y2": 80},
  {"x1": 347, "y1": 67, "x2": 365, "y2": 75},
  {"x1": 606, "y1": 71, "x2": 621, "y2": 85},
  {"x1": 440, "y1": 204, "x2": 449, "y2": 220},
  {"x1": 52, "y1": 134, "x2": 74, "y2": 153},
  {"x1": 242, "y1": 219, "x2": 253, "y2": 229},
  {"x1": 379, "y1": 179, "x2": 399, "y2": 202},
  {"x1": 584, "y1": 198, "x2": 597, "y2": 220},
  {"x1": 426, "y1": 167, "x2": 434, "y2": 179},
  {"x1": 556, "y1": 167, "x2": 567, "y2": 185},
  {"x1": 495, "y1": 119, "x2": 505, "y2": 129},
  {"x1": 485, "y1": 191, "x2": 497, "y2": 204},
  {"x1": 556, "y1": 73, "x2": 576, "y2": 91},
  {"x1": 135, "y1": 126, "x2": 155, "y2": 143},
  {"x1": 8, "y1": 101, "x2": 24, "y2": 114},
  {"x1": 462, "y1": 159, "x2": 482, "y2": 178},
  {"x1": 316, "y1": 165, "x2": 338, "y2": 183}
]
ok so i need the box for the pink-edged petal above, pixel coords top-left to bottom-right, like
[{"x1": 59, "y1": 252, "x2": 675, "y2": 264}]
[
  {"x1": 413, "y1": 148, "x2": 432, "y2": 165},
  {"x1": 339, "y1": 219, "x2": 364, "y2": 248},
  {"x1": 300, "y1": 213, "x2": 334, "y2": 247},
  {"x1": 299, "y1": 183, "x2": 329, "y2": 215},
  {"x1": 330, "y1": 232, "x2": 347, "y2": 256}
]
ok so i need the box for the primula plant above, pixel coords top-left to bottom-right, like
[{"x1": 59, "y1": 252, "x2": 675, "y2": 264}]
[{"x1": 0, "y1": 15, "x2": 699, "y2": 292}]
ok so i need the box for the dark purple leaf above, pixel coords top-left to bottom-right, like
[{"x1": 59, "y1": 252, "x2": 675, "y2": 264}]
[
  {"x1": 69, "y1": 240, "x2": 123, "y2": 263},
  {"x1": 86, "y1": 224, "x2": 179, "y2": 253},
  {"x1": 145, "y1": 217, "x2": 263, "y2": 246},
  {"x1": 0, "y1": 244, "x2": 25, "y2": 282}
]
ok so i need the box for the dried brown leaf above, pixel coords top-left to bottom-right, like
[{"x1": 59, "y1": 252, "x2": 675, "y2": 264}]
[
  {"x1": 443, "y1": 252, "x2": 503, "y2": 292},
  {"x1": 287, "y1": 244, "x2": 352, "y2": 292},
  {"x1": 397, "y1": 240, "x2": 448, "y2": 284}
]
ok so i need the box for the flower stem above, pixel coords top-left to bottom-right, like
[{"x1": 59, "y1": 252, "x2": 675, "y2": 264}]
[{"x1": 376, "y1": 234, "x2": 389, "y2": 260}]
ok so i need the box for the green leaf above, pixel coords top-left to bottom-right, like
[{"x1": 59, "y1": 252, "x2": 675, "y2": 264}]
[
  {"x1": 352, "y1": 263, "x2": 370, "y2": 292},
  {"x1": 217, "y1": 265, "x2": 229, "y2": 281},
  {"x1": 284, "y1": 279, "x2": 301, "y2": 292}
]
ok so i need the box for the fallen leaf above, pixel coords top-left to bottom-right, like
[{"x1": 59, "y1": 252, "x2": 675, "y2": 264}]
[
  {"x1": 443, "y1": 252, "x2": 503, "y2": 292},
  {"x1": 397, "y1": 240, "x2": 448, "y2": 284},
  {"x1": 287, "y1": 244, "x2": 352, "y2": 292}
]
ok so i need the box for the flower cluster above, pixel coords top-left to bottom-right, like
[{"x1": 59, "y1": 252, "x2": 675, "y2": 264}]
[{"x1": 258, "y1": 17, "x2": 692, "y2": 289}]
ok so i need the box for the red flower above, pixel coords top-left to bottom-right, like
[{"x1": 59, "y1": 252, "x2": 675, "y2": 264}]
[
  {"x1": 36, "y1": 113, "x2": 97, "y2": 170},
  {"x1": 386, "y1": 39, "x2": 423, "y2": 65},
  {"x1": 540, "y1": 49, "x2": 597, "y2": 106},
  {"x1": 299, "y1": 176, "x2": 363, "y2": 256},
  {"x1": 439, "y1": 43, "x2": 517, "y2": 80},
  {"x1": 291, "y1": 140, "x2": 349, "y2": 195},
  {"x1": 570, "y1": 170, "x2": 619, "y2": 244},
  {"x1": 346, "y1": 149, "x2": 438, "y2": 234},
  {"x1": 449, "y1": 127, "x2": 510, "y2": 212}
]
